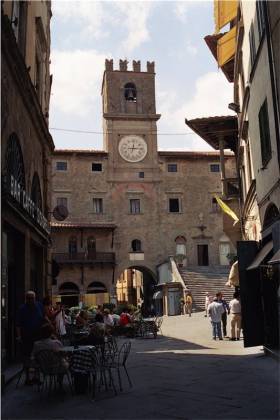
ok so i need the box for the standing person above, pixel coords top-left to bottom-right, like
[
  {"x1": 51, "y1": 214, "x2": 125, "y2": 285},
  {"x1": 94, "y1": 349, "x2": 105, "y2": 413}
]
[
  {"x1": 204, "y1": 292, "x2": 211, "y2": 317},
  {"x1": 54, "y1": 302, "x2": 66, "y2": 338},
  {"x1": 185, "y1": 292, "x2": 193, "y2": 317},
  {"x1": 103, "y1": 308, "x2": 114, "y2": 332},
  {"x1": 229, "y1": 292, "x2": 242, "y2": 341},
  {"x1": 16, "y1": 291, "x2": 45, "y2": 385},
  {"x1": 207, "y1": 294, "x2": 225, "y2": 340},
  {"x1": 217, "y1": 292, "x2": 230, "y2": 337}
]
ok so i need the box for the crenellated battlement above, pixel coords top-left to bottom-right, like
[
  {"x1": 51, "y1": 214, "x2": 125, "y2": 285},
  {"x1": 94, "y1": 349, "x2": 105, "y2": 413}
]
[{"x1": 105, "y1": 59, "x2": 155, "y2": 73}]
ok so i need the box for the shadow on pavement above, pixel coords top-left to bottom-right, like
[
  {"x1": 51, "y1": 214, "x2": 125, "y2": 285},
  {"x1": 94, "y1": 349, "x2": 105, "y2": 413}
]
[{"x1": 2, "y1": 335, "x2": 279, "y2": 420}]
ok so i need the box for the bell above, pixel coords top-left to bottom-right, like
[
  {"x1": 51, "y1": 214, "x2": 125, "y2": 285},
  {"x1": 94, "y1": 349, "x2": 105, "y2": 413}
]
[{"x1": 126, "y1": 88, "x2": 135, "y2": 101}]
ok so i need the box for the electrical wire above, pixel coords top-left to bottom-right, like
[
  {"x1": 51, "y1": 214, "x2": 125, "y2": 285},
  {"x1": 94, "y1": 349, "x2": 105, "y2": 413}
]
[{"x1": 49, "y1": 127, "x2": 236, "y2": 136}]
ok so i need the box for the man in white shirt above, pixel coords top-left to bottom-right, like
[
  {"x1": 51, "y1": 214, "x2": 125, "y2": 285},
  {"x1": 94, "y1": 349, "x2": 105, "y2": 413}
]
[
  {"x1": 229, "y1": 292, "x2": 242, "y2": 341},
  {"x1": 207, "y1": 295, "x2": 225, "y2": 340}
]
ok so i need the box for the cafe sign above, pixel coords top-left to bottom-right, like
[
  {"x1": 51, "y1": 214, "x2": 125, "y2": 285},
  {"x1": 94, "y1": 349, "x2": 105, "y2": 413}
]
[{"x1": 9, "y1": 174, "x2": 50, "y2": 234}]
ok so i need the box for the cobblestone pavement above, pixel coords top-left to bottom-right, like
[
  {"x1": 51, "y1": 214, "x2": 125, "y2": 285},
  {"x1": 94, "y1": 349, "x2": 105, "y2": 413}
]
[{"x1": 2, "y1": 312, "x2": 279, "y2": 420}]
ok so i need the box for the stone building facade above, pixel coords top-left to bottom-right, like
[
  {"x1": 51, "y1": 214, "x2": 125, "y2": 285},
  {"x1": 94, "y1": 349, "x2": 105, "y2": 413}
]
[
  {"x1": 51, "y1": 59, "x2": 238, "y2": 308},
  {"x1": 200, "y1": 0, "x2": 280, "y2": 350},
  {"x1": 1, "y1": 2, "x2": 53, "y2": 365}
]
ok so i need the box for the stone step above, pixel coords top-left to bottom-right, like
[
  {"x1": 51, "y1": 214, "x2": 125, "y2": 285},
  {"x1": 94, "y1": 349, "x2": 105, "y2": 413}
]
[{"x1": 179, "y1": 267, "x2": 232, "y2": 310}]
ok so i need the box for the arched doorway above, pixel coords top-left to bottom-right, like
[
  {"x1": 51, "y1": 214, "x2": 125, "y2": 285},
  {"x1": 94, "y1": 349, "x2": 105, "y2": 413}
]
[
  {"x1": 85, "y1": 281, "x2": 109, "y2": 307},
  {"x1": 59, "y1": 282, "x2": 79, "y2": 307},
  {"x1": 116, "y1": 266, "x2": 157, "y2": 316}
]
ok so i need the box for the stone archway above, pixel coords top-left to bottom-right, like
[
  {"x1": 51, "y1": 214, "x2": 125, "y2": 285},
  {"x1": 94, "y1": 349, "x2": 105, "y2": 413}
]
[
  {"x1": 58, "y1": 281, "x2": 80, "y2": 307},
  {"x1": 116, "y1": 265, "x2": 157, "y2": 316}
]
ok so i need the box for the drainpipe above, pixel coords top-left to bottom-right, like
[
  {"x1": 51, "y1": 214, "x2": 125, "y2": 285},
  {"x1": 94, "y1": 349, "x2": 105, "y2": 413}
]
[{"x1": 219, "y1": 137, "x2": 226, "y2": 196}]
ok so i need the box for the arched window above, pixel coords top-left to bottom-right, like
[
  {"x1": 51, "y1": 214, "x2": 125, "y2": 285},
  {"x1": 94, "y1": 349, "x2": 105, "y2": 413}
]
[
  {"x1": 124, "y1": 82, "x2": 137, "y2": 102},
  {"x1": 175, "y1": 236, "x2": 186, "y2": 256},
  {"x1": 69, "y1": 236, "x2": 77, "y2": 255},
  {"x1": 263, "y1": 203, "x2": 279, "y2": 229},
  {"x1": 59, "y1": 282, "x2": 80, "y2": 295},
  {"x1": 31, "y1": 172, "x2": 42, "y2": 210},
  {"x1": 87, "y1": 236, "x2": 96, "y2": 258},
  {"x1": 4, "y1": 133, "x2": 26, "y2": 189},
  {"x1": 131, "y1": 239, "x2": 142, "y2": 252},
  {"x1": 87, "y1": 281, "x2": 107, "y2": 294}
]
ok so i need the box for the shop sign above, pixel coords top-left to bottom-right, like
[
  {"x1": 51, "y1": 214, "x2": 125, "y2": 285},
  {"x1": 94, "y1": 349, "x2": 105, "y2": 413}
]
[{"x1": 9, "y1": 175, "x2": 50, "y2": 234}]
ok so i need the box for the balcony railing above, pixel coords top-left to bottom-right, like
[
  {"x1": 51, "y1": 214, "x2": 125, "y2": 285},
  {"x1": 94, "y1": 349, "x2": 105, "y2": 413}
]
[{"x1": 52, "y1": 252, "x2": 115, "y2": 264}]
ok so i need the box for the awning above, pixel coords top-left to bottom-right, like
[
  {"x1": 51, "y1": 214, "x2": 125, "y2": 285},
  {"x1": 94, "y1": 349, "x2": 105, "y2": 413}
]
[
  {"x1": 247, "y1": 241, "x2": 273, "y2": 271},
  {"x1": 217, "y1": 26, "x2": 237, "y2": 67},
  {"x1": 268, "y1": 249, "x2": 280, "y2": 265},
  {"x1": 153, "y1": 291, "x2": 163, "y2": 300},
  {"x1": 214, "y1": 0, "x2": 238, "y2": 33}
]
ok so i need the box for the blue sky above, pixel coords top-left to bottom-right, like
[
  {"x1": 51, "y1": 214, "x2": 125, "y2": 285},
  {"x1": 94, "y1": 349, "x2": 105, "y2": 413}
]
[{"x1": 49, "y1": 0, "x2": 234, "y2": 151}]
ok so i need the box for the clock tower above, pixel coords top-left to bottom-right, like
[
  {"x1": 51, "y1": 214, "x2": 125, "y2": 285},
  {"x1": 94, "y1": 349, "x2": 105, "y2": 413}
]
[{"x1": 102, "y1": 59, "x2": 161, "y2": 176}]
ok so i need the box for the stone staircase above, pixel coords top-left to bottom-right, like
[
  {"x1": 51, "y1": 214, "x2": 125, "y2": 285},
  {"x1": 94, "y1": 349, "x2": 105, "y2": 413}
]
[{"x1": 179, "y1": 266, "x2": 233, "y2": 311}]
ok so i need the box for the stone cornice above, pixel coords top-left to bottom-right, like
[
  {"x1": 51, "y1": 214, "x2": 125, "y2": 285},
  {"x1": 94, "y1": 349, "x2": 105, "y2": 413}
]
[{"x1": 103, "y1": 113, "x2": 161, "y2": 121}]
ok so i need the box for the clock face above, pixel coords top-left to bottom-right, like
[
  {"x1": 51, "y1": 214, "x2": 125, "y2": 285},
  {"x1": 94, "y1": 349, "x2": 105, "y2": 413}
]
[{"x1": 118, "y1": 135, "x2": 147, "y2": 163}]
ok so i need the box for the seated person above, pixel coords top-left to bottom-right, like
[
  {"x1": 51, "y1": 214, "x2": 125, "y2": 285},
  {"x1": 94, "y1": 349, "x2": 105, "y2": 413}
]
[
  {"x1": 131, "y1": 306, "x2": 142, "y2": 321},
  {"x1": 112, "y1": 313, "x2": 120, "y2": 326},
  {"x1": 78, "y1": 324, "x2": 105, "y2": 346},
  {"x1": 75, "y1": 310, "x2": 89, "y2": 328},
  {"x1": 33, "y1": 323, "x2": 63, "y2": 354},
  {"x1": 119, "y1": 309, "x2": 132, "y2": 327},
  {"x1": 103, "y1": 308, "x2": 114, "y2": 331}
]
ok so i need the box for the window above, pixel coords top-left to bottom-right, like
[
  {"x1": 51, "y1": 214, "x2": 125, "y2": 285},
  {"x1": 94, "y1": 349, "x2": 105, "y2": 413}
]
[
  {"x1": 256, "y1": 0, "x2": 265, "y2": 39},
  {"x1": 210, "y1": 164, "x2": 220, "y2": 172},
  {"x1": 93, "y1": 198, "x2": 103, "y2": 214},
  {"x1": 87, "y1": 237, "x2": 96, "y2": 258},
  {"x1": 211, "y1": 197, "x2": 219, "y2": 213},
  {"x1": 169, "y1": 198, "x2": 180, "y2": 213},
  {"x1": 139, "y1": 172, "x2": 144, "y2": 178},
  {"x1": 249, "y1": 23, "x2": 256, "y2": 68},
  {"x1": 57, "y1": 197, "x2": 68, "y2": 208},
  {"x1": 69, "y1": 236, "x2": 77, "y2": 255},
  {"x1": 35, "y1": 54, "x2": 42, "y2": 103},
  {"x1": 130, "y1": 199, "x2": 140, "y2": 214},
  {"x1": 92, "y1": 163, "x2": 102, "y2": 172},
  {"x1": 258, "y1": 99, "x2": 272, "y2": 166},
  {"x1": 131, "y1": 239, "x2": 142, "y2": 252},
  {"x1": 168, "y1": 164, "x2": 177, "y2": 172},
  {"x1": 124, "y1": 83, "x2": 137, "y2": 102},
  {"x1": 56, "y1": 161, "x2": 67, "y2": 171}
]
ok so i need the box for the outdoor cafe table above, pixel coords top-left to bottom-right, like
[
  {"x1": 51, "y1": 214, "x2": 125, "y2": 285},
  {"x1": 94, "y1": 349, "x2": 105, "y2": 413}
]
[{"x1": 59, "y1": 345, "x2": 95, "y2": 354}]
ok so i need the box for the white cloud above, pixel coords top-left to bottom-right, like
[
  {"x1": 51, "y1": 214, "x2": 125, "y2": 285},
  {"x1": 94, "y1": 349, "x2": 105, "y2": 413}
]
[
  {"x1": 115, "y1": 2, "x2": 153, "y2": 53},
  {"x1": 52, "y1": 1, "x2": 154, "y2": 51},
  {"x1": 174, "y1": 1, "x2": 189, "y2": 22},
  {"x1": 157, "y1": 71, "x2": 234, "y2": 150},
  {"x1": 52, "y1": 1, "x2": 109, "y2": 39},
  {"x1": 50, "y1": 49, "x2": 109, "y2": 117}
]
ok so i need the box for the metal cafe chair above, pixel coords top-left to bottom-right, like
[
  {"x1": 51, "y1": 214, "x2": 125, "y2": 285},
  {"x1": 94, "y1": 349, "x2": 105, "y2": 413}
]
[
  {"x1": 105, "y1": 341, "x2": 132, "y2": 391},
  {"x1": 35, "y1": 349, "x2": 73, "y2": 395}
]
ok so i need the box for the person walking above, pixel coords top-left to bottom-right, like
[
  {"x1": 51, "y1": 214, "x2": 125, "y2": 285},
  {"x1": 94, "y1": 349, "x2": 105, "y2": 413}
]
[
  {"x1": 217, "y1": 292, "x2": 230, "y2": 337},
  {"x1": 16, "y1": 291, "x2": 45, "y2": 385},
  {"x1": 207, "y1": 294, "x2": 225, "y2": 340},
  {"x1": 229, "y1": 292, "x2": 242, "y2": 341},
  {"x1": 185, "y1": 293, "x2": 193, "y2": 317},
  {"x1": 204, "y1": 292, "x2": 211, "y2": 317}
]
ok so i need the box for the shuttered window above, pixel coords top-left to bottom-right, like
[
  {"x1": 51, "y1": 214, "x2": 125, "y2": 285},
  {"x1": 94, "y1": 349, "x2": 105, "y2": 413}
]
[{"x1": 258, "y1": 99, "x2": 272, "y2": 167}]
